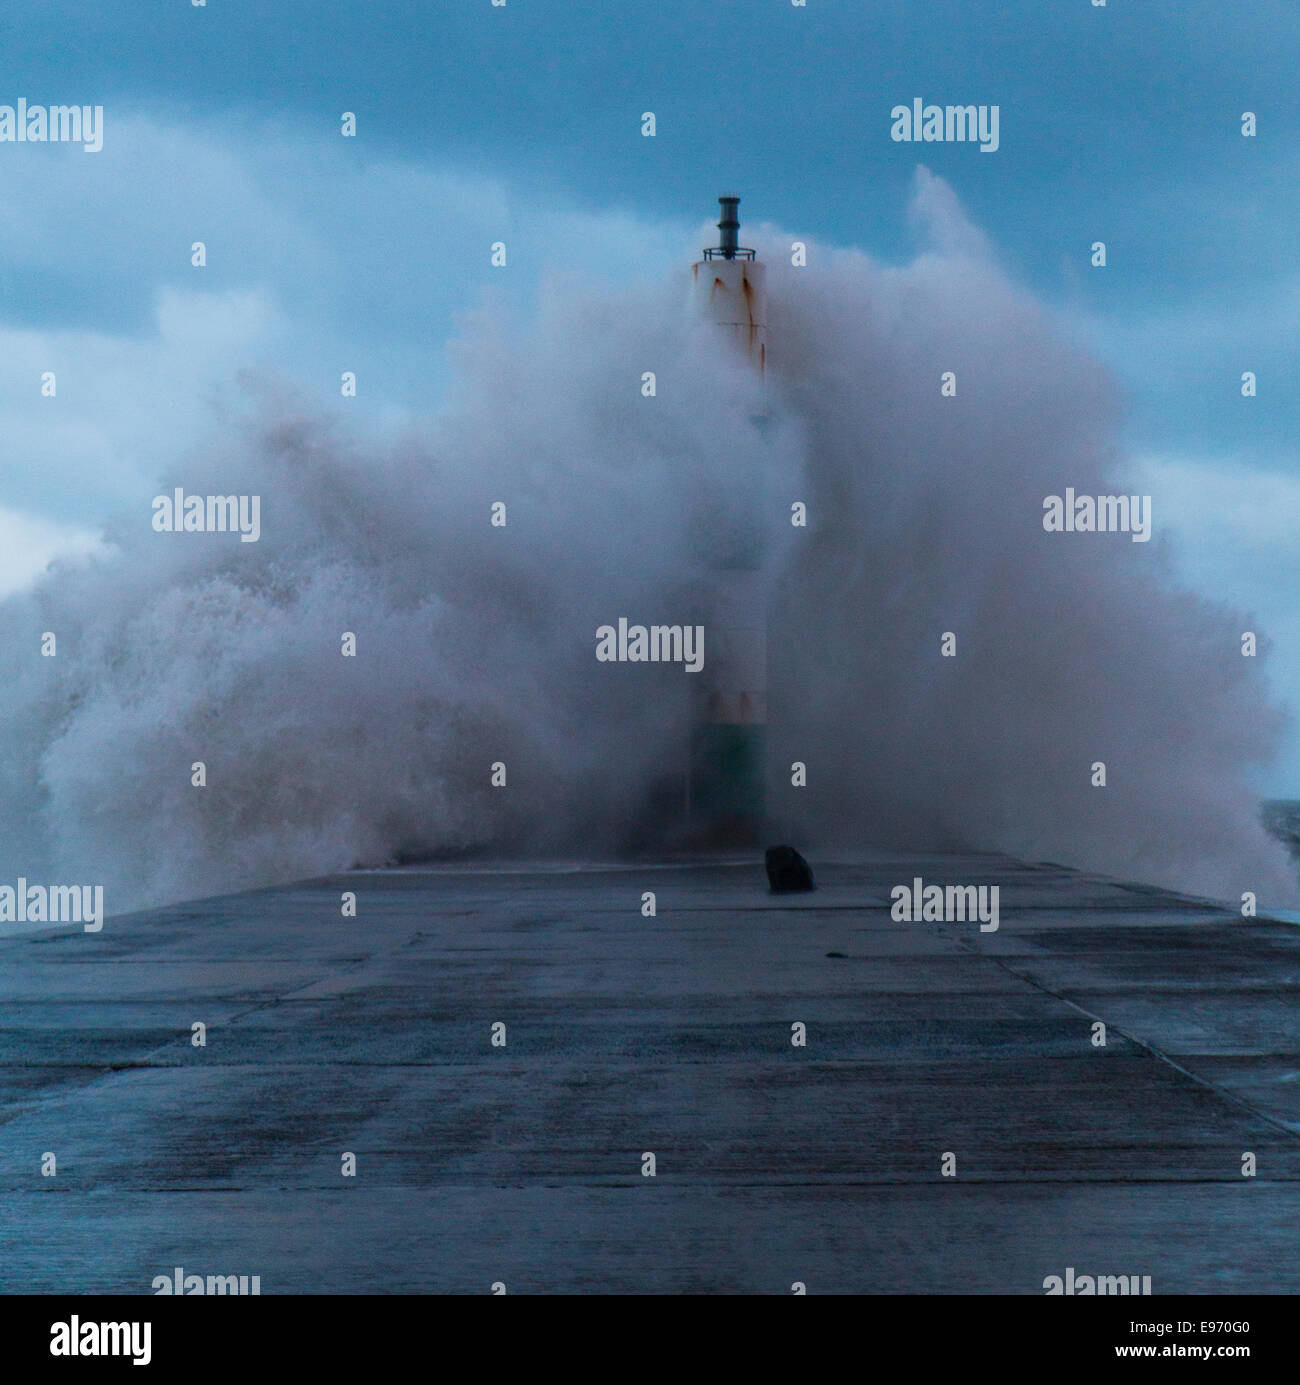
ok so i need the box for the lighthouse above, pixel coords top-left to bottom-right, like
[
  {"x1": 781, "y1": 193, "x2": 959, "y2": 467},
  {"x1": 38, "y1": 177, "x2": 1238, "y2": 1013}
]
[
  {"x1": 687, "y1": 196, "x2": 769, "y2": 844},
  {"x1": 690, "y1": 196, "x2": 768, "y2": 372}
]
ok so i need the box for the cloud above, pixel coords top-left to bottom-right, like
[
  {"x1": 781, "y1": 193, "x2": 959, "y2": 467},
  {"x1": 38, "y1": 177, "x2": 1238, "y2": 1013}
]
[
  {"x1": 0, "y1": 112, "x2": 689, "y2": 537},
  {"x1": 0, "y1": 508, "x2": 106, "y2": 598},
  {"x1": 907, "y1": 165, "x2": 995, "y2": 262},
  {"x1": 1130, "y1": 452, "x2": 1300, "y2": 790},
  {"x1": 0, "y1": 287, "x2": 287, "y2": 527}
]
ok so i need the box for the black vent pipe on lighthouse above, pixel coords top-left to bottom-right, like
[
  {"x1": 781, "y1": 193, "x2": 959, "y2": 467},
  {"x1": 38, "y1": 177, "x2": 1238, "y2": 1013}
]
[{"x1": 717, "y1": 195, "x2": 740, "y2": 259}]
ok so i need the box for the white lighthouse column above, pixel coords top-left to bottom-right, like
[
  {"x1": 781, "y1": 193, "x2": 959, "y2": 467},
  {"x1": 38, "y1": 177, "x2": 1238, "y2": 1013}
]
[
  {"x1": 691, "y1": 255, "x2": 768, "y2": 375},
  {"x1": 687, "y1": 197, "x2": 769, "y2": 844}
]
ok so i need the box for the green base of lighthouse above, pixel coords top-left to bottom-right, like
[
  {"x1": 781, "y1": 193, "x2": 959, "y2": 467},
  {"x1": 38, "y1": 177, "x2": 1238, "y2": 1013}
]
[{"x1": 688, "y1": 723, "x2": 766, "y2": 843}]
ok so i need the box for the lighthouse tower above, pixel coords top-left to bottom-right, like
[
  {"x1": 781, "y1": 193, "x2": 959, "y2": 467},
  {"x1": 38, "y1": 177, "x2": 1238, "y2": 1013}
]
[
  {"x1": 687, "y1": 196, "x2": 769, "y2": 844},
  {"x1": 691, "y1": 196, "x2": 768, "y2": 372}
]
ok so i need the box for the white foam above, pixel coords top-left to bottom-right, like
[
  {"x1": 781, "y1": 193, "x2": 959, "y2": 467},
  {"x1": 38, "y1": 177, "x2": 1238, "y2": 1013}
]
[{"x1": 0, "y1": 169, "x2": 1292, "y2": 911}]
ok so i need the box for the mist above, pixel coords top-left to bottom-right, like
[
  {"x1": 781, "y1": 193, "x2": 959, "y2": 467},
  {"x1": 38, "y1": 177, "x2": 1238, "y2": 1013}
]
[{"x1": 1, "y1": 169, "x2": 1292, "y2": 915}]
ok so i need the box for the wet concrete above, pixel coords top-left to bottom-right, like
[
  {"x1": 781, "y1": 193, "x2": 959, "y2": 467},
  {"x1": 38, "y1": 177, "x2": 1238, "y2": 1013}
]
[{"x1": 1, "y1": 854, "x2": 1297, "y2": 1293}]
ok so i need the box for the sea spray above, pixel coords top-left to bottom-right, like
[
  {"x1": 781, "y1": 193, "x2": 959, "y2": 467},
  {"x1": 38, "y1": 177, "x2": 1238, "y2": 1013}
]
[{"x1": 0, "y1": 169, "x2": 1292, "y2": 912}]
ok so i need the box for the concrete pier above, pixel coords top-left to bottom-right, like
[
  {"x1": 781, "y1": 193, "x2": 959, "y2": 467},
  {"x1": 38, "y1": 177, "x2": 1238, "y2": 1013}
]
[{"x1": 1, "y1": 854, "x2": 1298, "y2": 1293}]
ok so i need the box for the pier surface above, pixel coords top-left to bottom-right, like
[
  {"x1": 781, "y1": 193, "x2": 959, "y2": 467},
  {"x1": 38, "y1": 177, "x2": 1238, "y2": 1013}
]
[{"x1": 2, "y1": 854, "x2": 1298, "y2": 1293}]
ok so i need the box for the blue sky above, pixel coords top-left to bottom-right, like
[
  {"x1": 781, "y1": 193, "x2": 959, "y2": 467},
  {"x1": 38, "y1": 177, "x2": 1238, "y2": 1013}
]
[{"x1": 2, "y1": 0, "x2": 1297, "y2": 785}]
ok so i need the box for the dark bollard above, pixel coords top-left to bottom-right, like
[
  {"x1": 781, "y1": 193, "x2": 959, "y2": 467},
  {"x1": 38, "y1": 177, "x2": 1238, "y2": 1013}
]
[{"x1": 765, "y1": 845, "x2": 815, "y2": 893}]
